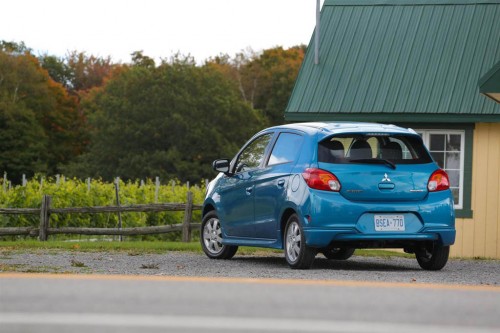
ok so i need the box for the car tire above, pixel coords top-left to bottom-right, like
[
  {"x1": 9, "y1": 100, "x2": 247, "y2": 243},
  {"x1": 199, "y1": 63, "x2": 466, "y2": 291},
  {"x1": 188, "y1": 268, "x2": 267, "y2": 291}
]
[
  {"x1": 284, "y1": 214, "x2": 316, "y2": 269},
  {"x1": 415, "y1": 243, "x2": 450, "y2": 271},
  {"x1": 201, "y1": 211, "x2": 238, "y2": 260},
  {"x1": 321, "y1": 247, "x2": 355, "y2": 260}
]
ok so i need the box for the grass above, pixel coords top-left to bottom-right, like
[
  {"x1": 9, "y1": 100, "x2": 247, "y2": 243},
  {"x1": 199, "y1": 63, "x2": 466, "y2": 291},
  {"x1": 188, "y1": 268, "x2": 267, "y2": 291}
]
[
  {"x1": 0, "y1": 240, "x2": 413, "y2": 258},
  {"x1": 0, "y1": 240, "x2": 202, "y2": 254},
  {"x1": 0, "y1": 263, "x2": 66, "y2": 273}
]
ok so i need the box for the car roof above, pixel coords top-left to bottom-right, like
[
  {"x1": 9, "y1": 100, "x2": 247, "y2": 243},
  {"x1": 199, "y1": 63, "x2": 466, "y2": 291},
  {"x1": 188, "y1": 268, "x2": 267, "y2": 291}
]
[{"x1": 268, "y1": 122, "x2": 417, "y2": 139}]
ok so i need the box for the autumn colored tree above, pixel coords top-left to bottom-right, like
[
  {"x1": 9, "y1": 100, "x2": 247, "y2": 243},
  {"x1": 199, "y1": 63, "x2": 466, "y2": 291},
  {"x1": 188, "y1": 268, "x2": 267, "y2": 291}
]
[
  {"x1": 206, "y1": 46, "x2": 305, "y2": 126},
  {"x1": 66, "y1": 54, "x2": 264, "y2": 182},
  {"x1": 253, "y1": 46, "x2": 305, "y2": 125},
  {"x1": 2, "y1": 40, "x2": 303, "y2": 182},
  {"x1": 0, "y1": 44, "x2": 85, "y2": 181}
]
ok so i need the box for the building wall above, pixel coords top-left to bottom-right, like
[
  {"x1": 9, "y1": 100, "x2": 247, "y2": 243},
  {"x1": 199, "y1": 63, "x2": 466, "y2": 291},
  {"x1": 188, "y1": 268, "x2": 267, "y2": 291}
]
[{"x1": 452, "y1": 123, "x2": 500, "y2": 259}]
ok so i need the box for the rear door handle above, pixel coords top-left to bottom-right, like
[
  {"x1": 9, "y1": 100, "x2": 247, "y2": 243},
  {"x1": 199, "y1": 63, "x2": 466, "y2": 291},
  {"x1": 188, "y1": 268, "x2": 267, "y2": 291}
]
[
  {"x1": 277, "y1": 179, "x2": 285, "y2": 187},
  {"x1": 246, "y1": 186, "x2": 254, "y2": 194}
]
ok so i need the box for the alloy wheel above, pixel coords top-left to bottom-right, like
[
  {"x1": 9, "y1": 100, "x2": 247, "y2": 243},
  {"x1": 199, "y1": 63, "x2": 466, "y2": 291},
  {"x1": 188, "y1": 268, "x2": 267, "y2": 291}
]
[
  {"x1": 203, "y1": 217, "x2": 223, "y2": 255},
  {"x1": 286, "y1": 220, "x2": 301, "y2": 263}
]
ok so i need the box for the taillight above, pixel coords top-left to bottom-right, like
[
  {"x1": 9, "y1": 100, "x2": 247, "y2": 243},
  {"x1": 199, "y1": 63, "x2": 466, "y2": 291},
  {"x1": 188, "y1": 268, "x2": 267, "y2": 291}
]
[
  {"x1": 302, "y1": 168, "x2": 341, "y2": 192},
  {"x1": 428, "y1": 169, "x2": 450, "y2": 192}
]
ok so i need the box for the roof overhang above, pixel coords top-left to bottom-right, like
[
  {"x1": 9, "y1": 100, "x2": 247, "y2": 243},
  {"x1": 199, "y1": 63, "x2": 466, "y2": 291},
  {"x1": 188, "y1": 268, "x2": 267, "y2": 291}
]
[
  {"x1": 479, "y1": 60, "x2": 500, "y2": 104},
  {"x1": 285, "y1": 112, "x2": 500, "y2": 123}
]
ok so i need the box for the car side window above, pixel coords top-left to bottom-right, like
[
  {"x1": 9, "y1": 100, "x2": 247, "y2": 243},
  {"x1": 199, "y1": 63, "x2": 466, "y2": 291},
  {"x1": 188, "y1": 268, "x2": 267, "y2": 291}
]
[
  {"x1": 268, "y1": 133, "x2": 304, "y2": 166},
  {"x1": 236, "y1": 134, "x2": 273, "y2": 172}
]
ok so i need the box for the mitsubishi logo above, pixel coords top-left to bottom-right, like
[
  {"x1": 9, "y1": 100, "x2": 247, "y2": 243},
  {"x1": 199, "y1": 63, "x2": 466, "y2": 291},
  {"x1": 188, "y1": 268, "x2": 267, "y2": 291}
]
[{"x1": 381, "y1": 173, "x2": 391, "y2": 182}]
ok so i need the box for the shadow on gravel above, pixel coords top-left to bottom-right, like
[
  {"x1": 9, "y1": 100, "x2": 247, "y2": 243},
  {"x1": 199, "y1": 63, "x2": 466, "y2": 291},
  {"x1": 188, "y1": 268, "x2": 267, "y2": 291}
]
[
  {"x1": 311, "y1": 258, "x2": 421, "y2": 272},
  {"x1": 232, "y1": 255, "x2": 421, "y2": 272}
]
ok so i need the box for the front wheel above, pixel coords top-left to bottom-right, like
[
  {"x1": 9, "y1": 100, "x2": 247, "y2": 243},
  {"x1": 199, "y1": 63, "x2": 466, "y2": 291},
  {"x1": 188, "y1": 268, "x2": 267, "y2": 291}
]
[
  {"x1": 200, "y1": 211, "x2": 238, "y2": 259},
  {"x1": 284, "y1": 214, "x2": 316, "y2": 269},
  {"x1": 415, "y1": 243, "x2": 450, "y2": 270}
]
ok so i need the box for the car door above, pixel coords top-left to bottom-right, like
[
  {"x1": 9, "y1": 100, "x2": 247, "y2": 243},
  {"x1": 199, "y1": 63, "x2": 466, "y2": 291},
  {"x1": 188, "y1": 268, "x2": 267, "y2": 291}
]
[
  {"x1": 220, "y1": 133, "x2": 274, "y2": 238},
  {"x1": 253, "y1": 132, "x2": 305, "y2": 240}
]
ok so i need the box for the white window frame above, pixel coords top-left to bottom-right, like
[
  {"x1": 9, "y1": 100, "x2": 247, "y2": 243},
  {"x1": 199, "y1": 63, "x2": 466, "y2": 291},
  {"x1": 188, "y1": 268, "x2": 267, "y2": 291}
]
[{"x1": 417, "y1": 129, "x2": 465, "y2": 210}]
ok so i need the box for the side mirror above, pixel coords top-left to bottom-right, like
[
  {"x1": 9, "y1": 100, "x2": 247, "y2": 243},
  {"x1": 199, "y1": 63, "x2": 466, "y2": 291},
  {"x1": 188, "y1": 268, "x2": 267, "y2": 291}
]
[{"x1": 212, "y1": 159, "x2": 231, "y2": 174}]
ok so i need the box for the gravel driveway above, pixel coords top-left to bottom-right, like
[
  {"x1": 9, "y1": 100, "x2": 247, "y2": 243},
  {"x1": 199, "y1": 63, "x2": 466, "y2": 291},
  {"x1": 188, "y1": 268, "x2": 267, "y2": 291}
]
[{"x1": 1, "y1": 250, "x2": 498, "y2": 286}]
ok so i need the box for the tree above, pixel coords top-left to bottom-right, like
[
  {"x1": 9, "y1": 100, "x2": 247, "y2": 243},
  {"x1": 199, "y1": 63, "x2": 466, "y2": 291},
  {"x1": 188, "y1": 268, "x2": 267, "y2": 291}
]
[
  {"x1": 205, "y1": 46, "x2": 305, "y2": 126},
  {"x1": 65, "y1": 51, "x2": 115, "y2": 92},
  {"x1": 0, "y1": 47, "x2": 84, "y2": 181},
  {"x1": 253, "y1": 46, "x2": 305, "y2": 125},
  {"x1": 66, "y1": 54, "x2": 264, "y2": 182},
  {"x1": 0, "y1": 40, "x2": 31, "y2": 54},
  {"x1": 0, "y1": 51, "x2": 48, "y2": 180},
  {"x1": 38, "y1": 54, "x2": 73, "y2": 89}
]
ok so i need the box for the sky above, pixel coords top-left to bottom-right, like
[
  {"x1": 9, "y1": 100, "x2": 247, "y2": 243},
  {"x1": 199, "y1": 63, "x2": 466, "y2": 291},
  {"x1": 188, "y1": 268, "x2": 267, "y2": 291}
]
[{"x1": 1, "y1": 0, "x2": 323, "y2": 63}]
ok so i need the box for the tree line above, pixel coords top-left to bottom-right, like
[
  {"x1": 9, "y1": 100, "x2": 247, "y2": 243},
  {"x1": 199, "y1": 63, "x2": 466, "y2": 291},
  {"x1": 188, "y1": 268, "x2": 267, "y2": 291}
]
[{"x1": 0, "y1": 41, "x2": 305, "y2": 183}]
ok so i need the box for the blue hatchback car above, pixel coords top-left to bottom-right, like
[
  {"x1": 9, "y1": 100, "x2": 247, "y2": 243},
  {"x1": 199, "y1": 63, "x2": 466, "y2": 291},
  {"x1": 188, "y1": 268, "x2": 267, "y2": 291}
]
[{"x1": 201, "y1": 122, "x2": 455, "y2": 270}]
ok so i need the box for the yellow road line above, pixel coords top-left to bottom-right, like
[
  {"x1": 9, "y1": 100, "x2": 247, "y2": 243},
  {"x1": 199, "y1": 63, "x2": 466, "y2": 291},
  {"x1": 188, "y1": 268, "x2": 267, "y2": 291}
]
[{"x1": 1, "y1": 272, "x2": 499, "y2": 292}]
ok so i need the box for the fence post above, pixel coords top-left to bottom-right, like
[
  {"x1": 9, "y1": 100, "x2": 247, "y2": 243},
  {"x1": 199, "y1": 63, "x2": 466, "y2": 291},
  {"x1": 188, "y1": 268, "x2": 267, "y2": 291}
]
[
  {"x1": 182, "y1": 191, "x2": 194, "y2": 242},
  {"x1": 115, "y1": 177, "x2": 123, "y2": 242},
  {"x1": 39, "y1": 195, "x2": 51, "y2": 241},
  {"x1": 155, "y1": 177, "x2": 160, "y2": 203}
]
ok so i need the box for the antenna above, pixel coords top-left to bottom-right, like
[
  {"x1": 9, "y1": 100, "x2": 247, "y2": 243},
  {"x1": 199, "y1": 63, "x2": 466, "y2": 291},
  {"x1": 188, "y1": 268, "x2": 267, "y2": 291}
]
[{"x1": 314, "y1": 0, "x2": 320, "y2": 65}]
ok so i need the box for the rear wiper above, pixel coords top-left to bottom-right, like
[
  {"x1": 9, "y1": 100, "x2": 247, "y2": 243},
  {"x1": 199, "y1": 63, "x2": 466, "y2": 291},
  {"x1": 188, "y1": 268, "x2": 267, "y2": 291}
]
[{"x1": 349, "y1": 158, "x2": 396, "y2": 169}]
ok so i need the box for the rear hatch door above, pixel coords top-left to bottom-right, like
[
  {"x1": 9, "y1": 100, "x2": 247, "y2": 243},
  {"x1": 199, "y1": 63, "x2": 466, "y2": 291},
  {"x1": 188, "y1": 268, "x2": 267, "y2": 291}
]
[
  {"x1": 317, "y1": 132, "x2": 436, "y2": 202},
  {"x1": 319, "y1": 163, "x2": 437, "y2": 202}
]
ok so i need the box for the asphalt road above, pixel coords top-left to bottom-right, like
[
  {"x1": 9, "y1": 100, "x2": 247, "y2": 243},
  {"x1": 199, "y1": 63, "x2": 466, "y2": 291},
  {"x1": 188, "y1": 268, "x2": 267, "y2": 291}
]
[{"x1": 1, "y1": 273, "x2": 499, "y2": 333}]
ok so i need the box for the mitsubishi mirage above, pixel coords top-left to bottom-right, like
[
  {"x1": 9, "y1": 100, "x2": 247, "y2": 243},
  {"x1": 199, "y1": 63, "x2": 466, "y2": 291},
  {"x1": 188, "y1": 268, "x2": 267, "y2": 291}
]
[{"x1": 201, "y1": 122, "x2": 455, "y2": 270}]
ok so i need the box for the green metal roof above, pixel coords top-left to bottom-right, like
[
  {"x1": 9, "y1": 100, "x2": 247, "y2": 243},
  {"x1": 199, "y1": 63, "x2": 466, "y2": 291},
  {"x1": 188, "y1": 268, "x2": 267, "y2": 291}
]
[
  {"x1": 479, "y1": 59, "x2": 500, "y2": 103},
  {"x1": 285, "y1": 0, "x2": 500, "y2": 123}
]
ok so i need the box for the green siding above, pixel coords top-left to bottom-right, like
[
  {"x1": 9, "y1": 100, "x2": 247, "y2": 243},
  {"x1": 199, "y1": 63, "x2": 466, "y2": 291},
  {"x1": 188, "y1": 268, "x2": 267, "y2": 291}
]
[{"x1": 285, "y1": 0, "x2": 500, "y2": 122}]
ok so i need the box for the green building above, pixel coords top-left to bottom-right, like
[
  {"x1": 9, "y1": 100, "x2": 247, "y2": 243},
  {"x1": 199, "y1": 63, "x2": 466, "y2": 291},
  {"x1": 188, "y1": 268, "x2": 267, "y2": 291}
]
[{"x1": 285, "y1": 0, "x2": 500, "y2": 258}]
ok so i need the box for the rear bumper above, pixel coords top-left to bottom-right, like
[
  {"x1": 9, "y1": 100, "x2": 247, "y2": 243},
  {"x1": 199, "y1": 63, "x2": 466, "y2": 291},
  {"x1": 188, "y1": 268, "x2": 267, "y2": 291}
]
[
  {"x1": 303, "y1": 227, "x2": 456, "y2": 248},
  {"x1": 300, "y1": 189, "x2": 455, "y2": 248}
]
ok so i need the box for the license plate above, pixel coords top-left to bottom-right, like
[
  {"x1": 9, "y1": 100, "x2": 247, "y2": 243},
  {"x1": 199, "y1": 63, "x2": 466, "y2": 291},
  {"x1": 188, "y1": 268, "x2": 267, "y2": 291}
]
[{"x1": 374, "y1": 215, "x2": 405, "y2": 231}]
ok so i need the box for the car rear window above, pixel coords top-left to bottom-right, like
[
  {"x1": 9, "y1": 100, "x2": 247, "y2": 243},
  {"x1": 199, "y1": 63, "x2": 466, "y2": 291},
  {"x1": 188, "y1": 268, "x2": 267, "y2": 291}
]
[{"x1": 318, "y1": 134, "x2": 432, "y2": 165}]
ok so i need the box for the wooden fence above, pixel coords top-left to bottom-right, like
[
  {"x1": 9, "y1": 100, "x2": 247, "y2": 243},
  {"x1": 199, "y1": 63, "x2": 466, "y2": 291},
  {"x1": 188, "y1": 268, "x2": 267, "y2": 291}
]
[{"x1": 0, "y1": 192, "x2": 202, "y2": 242}]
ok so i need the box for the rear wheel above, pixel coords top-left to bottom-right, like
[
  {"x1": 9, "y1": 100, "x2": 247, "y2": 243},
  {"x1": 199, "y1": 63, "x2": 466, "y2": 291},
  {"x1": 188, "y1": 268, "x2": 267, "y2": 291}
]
[
  {"x1": 415, "y1": 243, "x2": 449, "y2": 270},
  {"x1": 284, "y1": 214, "x2": 316, "y2": 269},
  {"x1": 201, "y1": 211, "x2": 238, "y2": 259},
  {"x1": 321, "y1": 247, "x2": 355, "y2": 260}
]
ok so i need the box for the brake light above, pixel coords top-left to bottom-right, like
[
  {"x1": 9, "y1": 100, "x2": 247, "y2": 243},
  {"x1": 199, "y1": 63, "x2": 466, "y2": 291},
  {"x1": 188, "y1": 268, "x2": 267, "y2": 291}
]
[
  {"x1": 302, "y1": 168, "x2": 341, "y2": 192},
  {"x1": 428, "y1": 169, "x2": 450, "y2": 192}
]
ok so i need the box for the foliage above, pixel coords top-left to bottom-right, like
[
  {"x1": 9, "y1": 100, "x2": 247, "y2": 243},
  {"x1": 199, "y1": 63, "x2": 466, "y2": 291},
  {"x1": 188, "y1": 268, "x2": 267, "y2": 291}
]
[
  {"x1": 0, "y1": 240, "x2": 203, "y2": 253},
  {"x1": 65, "y1": 55, "x2": 264, "y2": 182},
  {"x1": 1, "y1": 40, "x2": 305, "y2": 183},
  {"x1": 0, "y1": 99, "x2": 48, "y2": 179},
  {"x1": 0, "y1": 176, "x2": 205, "y2": 240},
  {"x1": 253, "y1": 46, "x2": 306, "y2": 125},
  {"x1": 39, "y1": 51, "x2": 116, "y2": 92},
  {"x1": 206, "y1": 46, "x2": 306, "y2": 126},
  {"x1": 0, "y1": 45, "x2": 86, "y2": 181}
]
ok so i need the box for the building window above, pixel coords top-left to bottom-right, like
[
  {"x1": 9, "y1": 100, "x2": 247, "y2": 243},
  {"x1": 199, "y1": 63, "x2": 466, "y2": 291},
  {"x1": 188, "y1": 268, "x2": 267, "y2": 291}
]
[{"x1": 417, "y1": 130, "x2": 464, "y2": 209}]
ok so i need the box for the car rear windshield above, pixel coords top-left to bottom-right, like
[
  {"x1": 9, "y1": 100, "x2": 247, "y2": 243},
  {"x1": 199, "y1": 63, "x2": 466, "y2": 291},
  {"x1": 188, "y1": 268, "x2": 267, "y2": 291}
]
[{"x1": 318, "y1": 133, "x2": 432, "y2": 165}]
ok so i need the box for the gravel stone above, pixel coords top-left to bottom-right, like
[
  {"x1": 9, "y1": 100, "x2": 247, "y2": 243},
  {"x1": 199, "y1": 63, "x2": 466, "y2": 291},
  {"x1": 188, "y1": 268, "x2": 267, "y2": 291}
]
[{"x1": 1, "y1": 250, "x2": 499, "y2": 286}]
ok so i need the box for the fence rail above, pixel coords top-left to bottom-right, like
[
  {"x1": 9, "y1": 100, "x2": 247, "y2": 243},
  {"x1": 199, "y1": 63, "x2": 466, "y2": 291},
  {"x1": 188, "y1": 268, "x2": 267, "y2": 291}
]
[{"x1": 0, "y1": 192, "x2": 202, "y2": 241}]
